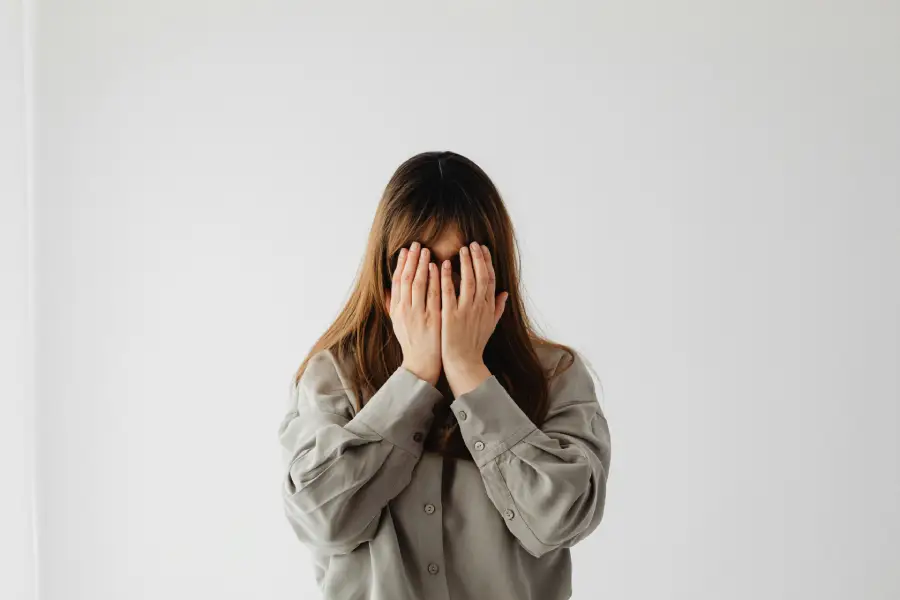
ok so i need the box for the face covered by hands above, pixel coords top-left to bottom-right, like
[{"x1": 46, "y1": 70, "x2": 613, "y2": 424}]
[{"x1": 386, "y1": 239, "x2": 508, "y2": 396}]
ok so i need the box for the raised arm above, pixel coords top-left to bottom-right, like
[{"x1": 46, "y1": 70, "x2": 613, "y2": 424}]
[
  {"x1": 277, "y1": 348, "x2": 444, "y2": 555},
  {"x1": 448, "y1": 350, "x2": 611, "y2": 558}
]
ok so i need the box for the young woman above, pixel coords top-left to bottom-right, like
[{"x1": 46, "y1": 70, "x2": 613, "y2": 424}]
[{"x1": 277, "y1": 151, "x2": 611, "y2": 600}]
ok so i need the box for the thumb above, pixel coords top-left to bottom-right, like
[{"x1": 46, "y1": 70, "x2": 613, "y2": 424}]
[{"x1": 494, "y1": 292, "x2": 508, "y2": 324}]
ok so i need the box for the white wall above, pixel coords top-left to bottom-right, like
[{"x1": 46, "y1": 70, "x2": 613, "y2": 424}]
[
  {"x1": 1, "y1": 0, "x2": 36, "y2": 599},
  {"x1": 31, "y1": 2, "x2": 899, "y2": 599}
]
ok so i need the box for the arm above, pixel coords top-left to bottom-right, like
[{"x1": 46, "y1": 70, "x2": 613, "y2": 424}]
[
  {"x1": 277, "y1": 348, "x2": 444, "y2": 555},
  {"x1": 448, "y1": 350, "x2": 611, "y2": 558}
]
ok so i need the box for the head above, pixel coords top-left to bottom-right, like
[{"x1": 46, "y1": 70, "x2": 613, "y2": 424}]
[
  {"x1": 376, "y1": 153, "x2": 507, "y2": 315},
  {"x1": 295, "y1": 150, "x2": 574, "y2": 460}
]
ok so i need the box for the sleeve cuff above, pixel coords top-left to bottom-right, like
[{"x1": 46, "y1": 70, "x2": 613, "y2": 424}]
[
  {"x1": 352, "y1": 366, "x2": 445, "y2": 457},
  {"x1": 449, "y1": 375, "x2": 537, "y2": 468}
]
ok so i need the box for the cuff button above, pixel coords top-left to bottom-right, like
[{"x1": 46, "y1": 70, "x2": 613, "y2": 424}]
[{"x1": 413, "y1": 432, "x2": 423, "y2": 442}]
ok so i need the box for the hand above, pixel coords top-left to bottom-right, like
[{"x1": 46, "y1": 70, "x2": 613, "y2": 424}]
[
  {"x1": 440, "y1": 241, "x2": 509, "y2": 394},
  {"x1": 388, "y1": 241, "x2": 442, "y2": 387}
]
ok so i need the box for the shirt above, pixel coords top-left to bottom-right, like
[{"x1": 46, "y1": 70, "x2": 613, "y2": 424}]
[{"x1": 277, "y1": 344, "x2": 611, "y2": 600}]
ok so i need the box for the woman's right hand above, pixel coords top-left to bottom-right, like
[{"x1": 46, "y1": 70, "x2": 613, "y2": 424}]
[{"x1": 389, "y1": 241, "x2": 442, "y2": 387}]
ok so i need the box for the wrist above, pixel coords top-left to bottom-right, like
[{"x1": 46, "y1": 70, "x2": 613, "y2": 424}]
[
  {"x1": 443, "y1": 358, "x2": 484, "y2": 377},
  {"x1": 444, "y1": 360, "x2": 491, "y2": 397},
  {"x1": 400, "y1": 361, "x2": 439, "y2": 388}
]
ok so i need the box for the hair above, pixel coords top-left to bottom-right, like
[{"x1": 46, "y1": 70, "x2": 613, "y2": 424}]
[{"x1": 293, "y1": 150, "x2": 578, "y2": 461}]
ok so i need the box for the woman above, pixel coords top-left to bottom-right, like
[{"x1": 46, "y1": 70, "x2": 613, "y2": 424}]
[{"x1": 277, "y1": 150, "x2": 611, "y2": 600}]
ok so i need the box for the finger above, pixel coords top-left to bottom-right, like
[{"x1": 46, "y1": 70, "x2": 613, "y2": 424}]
[
  {"x1": 411, "y1": 247, "x2": 430, "y2": 311},
  {"x1": 426, "y1": 261, "x2": 440, "y2": 315},
  {"x1": 390, "y1": 247, "x2": 408, "y2": 313},
  {"x1": 441, "y1": 258, "x2": 457, "y2": 313},
  {"x1": 400, "y1": 242, "x2": 420, "y2": 306},
  {"x1": 458, "y1": 245, "x2": 475, "y2": 307},
  {"x1": 482, "y1": 244, "x2": 497, "y2": 304},
  {"x1": 469, "y1": 241, "x2": 491, "y2": 304}
]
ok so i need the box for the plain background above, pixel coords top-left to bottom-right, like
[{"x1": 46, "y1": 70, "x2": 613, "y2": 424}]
[
  {"x1": 3, "y1": 0, "x2": 35, "y2": 597},
  {"x1": 4, "y1": 0, "x2": 899, "y2": 599}
]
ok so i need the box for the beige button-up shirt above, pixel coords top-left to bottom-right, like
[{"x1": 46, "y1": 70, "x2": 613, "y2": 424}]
[{"x1": 277, "y1": 344, "x2": 611, "y2": 600}]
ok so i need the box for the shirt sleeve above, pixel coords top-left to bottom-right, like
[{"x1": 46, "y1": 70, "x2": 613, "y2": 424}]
[
  {"x1": 448, "y1": 350, "x2": 611, "y2": 558},
  {"x1": 277, "y1": 348, "x2": 445, "y2": 555}
]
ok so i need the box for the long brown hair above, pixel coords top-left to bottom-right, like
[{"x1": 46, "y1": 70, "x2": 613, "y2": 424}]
[{"x1": 293, "y1": 150, "x2": 576, "y2": 461}]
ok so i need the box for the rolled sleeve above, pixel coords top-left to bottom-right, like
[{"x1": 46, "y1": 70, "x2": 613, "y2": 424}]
[{"x1": 449, "y1": 375, "x2": 538, "y2": 468}]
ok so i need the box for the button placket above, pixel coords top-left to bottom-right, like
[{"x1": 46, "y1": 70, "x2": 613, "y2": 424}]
[{"x1": 413, "y1": 454, "x2": 448, "y2": 598}]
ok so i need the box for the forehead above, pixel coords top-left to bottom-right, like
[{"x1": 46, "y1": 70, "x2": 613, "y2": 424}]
[
  {"x1": 387, "y1": 223, "x2": 468, "y2": 278},
  {"x1": 427, "y1": 224, "x2": 465, "y2": 258}
]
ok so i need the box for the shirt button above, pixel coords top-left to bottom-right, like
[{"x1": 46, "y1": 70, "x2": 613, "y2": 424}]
[
  {"x1": 503, "y1": 508, "x2": 515, "y2": 520},
  {"x1": 458, "y1": 410, "x2": 467, "y2": 421},
  {"x1": 424, "y1": 503, "x2": 435, "y2": 514},
  {"x1": 413, "y1": 432, "x2": 423, "y2": 442},
  {"x1": 427, "y1": 563, "x2": 439, "y2": 574},
  {"x1": 474, "y1": 440, "x2": 485, "y2": 451}
]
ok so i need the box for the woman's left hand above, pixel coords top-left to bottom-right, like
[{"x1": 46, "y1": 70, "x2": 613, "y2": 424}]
[{"x1": 440, "y1": 241, "x2": 509, "y2": 395}]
